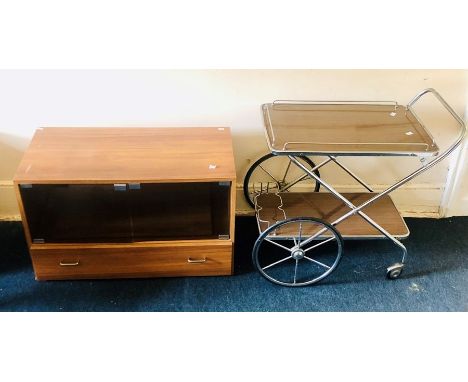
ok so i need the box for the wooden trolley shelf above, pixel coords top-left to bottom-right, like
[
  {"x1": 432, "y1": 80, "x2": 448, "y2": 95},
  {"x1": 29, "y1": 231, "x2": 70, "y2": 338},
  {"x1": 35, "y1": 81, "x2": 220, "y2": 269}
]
[
  {"x1": 262, "y1": 103, "x2": 439, "y2": 156},
  {"x1": 255, "y1": 192, "x2": 409, "y2": 239}
]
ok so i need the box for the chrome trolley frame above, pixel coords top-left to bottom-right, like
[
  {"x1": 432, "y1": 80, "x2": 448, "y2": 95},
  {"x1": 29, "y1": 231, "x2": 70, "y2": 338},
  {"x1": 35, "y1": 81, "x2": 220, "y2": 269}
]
[{"x1": 251, "y1": 88, "x2": 466, "y2": 286}]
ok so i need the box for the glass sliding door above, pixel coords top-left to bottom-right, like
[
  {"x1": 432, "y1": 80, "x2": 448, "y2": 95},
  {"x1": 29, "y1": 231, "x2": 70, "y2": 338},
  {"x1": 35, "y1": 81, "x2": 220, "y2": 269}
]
[
  {"x1": 20, "y1": 184, "x2": 132, "y2": 243},
  {"x1": 130, "y1": 182, "x2": 231, "y2": 241},
  {"x1": 20, "y1": 182, "x2": 231, "y2": 244}
]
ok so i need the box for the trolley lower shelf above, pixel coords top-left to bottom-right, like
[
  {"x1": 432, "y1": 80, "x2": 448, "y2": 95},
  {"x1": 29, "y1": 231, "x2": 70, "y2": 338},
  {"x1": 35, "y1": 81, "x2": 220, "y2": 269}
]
[{"x1": 255, "y1": 192, "x2": 409, "y2": 239}]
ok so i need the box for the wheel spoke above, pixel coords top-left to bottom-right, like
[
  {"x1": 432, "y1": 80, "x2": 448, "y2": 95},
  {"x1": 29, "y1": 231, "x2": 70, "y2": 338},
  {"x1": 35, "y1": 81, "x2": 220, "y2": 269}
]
[
  {"x1": 258, "y1": 164, "x2": 280, "y2": 185},
  {"x1": 264, "y1": 238, "x2": 293, "y2": 253},
  {"x1": 304, "y1": 255, "x2": 331, "y2": 269},
  {"x1": 281, "y1": 173, "x2": 309, "y2": 192},
  {"x1": 298, "y1": 226, "x2": 329, "y2": 249},
  {"x1": 303, "y1": 237, "x2": 335, "y2": 252},
  {"x1": 281, "y1": 159, "x2": 293, "y2": 183},
  {"x1": 263, "y1": 255, "x2": 293, "y2": 271},
  {"x1": 292, "y1": 236, "x2": 297, "y2": 247},
  {"x1": 280, "y1": 156, "x2": 318, "y2": 192},
  {"x1": 293, "y1": 258, "x2": 299, "y2": 284}
]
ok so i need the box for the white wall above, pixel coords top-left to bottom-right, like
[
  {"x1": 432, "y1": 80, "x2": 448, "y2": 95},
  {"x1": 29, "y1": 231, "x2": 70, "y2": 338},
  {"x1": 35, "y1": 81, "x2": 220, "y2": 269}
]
[
  {"x1": 0, "y1": 70, "x2": 467, "y2": 219},
  {"x1": 442, "y1": 92, "x2": 468, "y2": 217}
]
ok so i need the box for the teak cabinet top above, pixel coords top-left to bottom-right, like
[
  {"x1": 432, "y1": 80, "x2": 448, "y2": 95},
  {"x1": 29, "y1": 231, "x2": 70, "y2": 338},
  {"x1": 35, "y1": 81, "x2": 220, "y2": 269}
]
[{"x1": 14, "y1": 127, "x2": 236, "y2": 184}]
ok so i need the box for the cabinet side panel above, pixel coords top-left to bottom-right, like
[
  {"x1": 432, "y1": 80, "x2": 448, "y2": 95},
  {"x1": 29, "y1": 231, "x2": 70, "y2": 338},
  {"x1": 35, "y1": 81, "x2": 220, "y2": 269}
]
[
  {"x1": 14, "y1": 183, "x2": 32, "y2": 246},
  {"x1": 230, "y1": 178, "x2": 236, "y2": 242}
]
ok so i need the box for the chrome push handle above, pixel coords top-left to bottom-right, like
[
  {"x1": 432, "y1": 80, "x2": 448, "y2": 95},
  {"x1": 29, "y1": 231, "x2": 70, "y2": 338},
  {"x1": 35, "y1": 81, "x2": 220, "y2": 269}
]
[
  {"x1": 407, "y1": 88, "x2": 465, "y2": 129},
  {"x1": 352, "y1": 88, "x2": 467, "y2": 216},
  {"x1": 405, "y1": 88, "x2": 466, "y2": 168}
]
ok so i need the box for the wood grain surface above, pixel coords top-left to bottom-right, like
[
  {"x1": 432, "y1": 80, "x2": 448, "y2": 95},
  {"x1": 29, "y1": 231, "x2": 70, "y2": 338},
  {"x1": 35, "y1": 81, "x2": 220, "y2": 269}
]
[
  {"x1": 14, "y1": 127, "x2": 236, "y2": 280},
  {"x1": 31, "y1": 241, "x2": 233, "y2": 280},
  {"x1": 14, "y1": 127, "x2": 236, "y2": 183},
  {"x1": 256, "y1": 192, "x2": 409, "y2": 238},
  {"x1": 263, "y1": 103, "x2": 439, "y2": 155}
]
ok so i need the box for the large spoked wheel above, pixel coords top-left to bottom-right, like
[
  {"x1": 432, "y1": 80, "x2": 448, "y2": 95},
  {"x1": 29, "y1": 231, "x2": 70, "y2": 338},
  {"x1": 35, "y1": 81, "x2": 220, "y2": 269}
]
[
  {"x1": 243, "y1": 153, "x2": 320, "y2": 209},
  {"x1": 252, "y1": 217, "x2": 344, "y2": 287}
]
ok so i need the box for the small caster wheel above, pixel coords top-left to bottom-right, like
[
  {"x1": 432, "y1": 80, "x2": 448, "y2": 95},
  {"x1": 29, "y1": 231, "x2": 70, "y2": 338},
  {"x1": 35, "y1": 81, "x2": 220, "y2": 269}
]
[{"x1": 386, "y1": 263, "x2": 404, "y2": 279}]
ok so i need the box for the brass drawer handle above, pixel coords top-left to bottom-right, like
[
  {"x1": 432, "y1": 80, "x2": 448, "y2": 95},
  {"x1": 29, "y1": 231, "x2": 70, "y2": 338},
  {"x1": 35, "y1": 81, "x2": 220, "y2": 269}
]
[
  {"x1": 59, "y1": 260, "x2": 80, "y2": 266},
  {"x1": 187, "y1": 257, "x2": 207, "y2": 264}
]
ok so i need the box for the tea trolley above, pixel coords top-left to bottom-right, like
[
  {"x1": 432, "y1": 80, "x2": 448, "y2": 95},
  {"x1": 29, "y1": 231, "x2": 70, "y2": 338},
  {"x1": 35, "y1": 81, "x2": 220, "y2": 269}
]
[{"x1": 248, "y1": 88, "x2": 466, "y2": 287}]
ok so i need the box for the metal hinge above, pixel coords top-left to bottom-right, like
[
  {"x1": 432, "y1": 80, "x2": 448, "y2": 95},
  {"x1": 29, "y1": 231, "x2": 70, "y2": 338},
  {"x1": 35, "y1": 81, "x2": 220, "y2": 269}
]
[
  {"x1": 128, "y1": 183, "x2": 141, "y2": 190},
  {"x1": 218, "y1": 181, "x2": 230, "y2": 187},
  {"x1": 113, "y1": 183, "x2": 127, "y2": 191},
  {"x1": 218, "y1": 234, "x2": 230, "y2": 240},
  {"x1": 33, "y1": 238, "x2": 45, "y2": 244},
  {"x1": 20, "y1": 184, "x2": 33, "y2": 189}
]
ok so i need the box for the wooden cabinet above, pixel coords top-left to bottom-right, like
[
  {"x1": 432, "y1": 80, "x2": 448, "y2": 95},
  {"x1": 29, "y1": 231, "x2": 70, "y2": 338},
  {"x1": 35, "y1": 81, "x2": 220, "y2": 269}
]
[{"x1": 14, "y1": 127, "x2": 236, "y2": 280}]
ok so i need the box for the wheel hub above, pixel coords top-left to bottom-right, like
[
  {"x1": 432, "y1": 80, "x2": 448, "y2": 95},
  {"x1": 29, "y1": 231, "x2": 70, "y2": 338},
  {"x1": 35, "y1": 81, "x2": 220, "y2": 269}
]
[{"x1": 292, "y1": 248, "x2": 305, "y2": 260}]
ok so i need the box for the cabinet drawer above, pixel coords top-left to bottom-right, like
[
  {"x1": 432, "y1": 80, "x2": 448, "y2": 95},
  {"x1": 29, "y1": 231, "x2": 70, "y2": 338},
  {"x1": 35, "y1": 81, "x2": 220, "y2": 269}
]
[{"x1": 30, "y1": 242, "x2": 233, "y2": 280}]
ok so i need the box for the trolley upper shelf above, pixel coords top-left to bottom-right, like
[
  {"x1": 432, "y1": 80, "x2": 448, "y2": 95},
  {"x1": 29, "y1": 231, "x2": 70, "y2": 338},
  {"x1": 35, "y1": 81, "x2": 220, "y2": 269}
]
[{"x1": 262, "y1": 101, "x2": 439, "y2": 157}]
